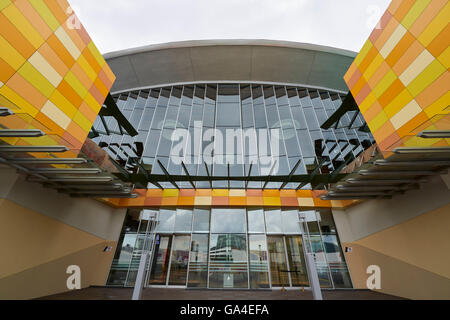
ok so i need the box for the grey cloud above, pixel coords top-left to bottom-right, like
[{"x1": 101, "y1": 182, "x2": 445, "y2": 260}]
[{"x1": 68, "y1": 0, "x2": 390, "y2": 54}]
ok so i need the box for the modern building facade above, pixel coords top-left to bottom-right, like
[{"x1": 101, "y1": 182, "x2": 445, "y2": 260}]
[
  {"x1": 0, "y1": 0, "x2": 449, "y2": 300},
  {"x1": 96, "y1": 41, "x2": 375, "y2": 290}
]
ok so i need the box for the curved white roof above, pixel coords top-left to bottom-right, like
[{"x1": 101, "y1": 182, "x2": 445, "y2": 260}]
[{"x1": 104, "y1": 39, "x2": 357, "y2": 94}]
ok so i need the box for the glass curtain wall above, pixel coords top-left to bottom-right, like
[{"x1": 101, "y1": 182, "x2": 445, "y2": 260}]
[
  {"x1": 107, "y1": 208, "x2": 352, "y2": 289},
  {"x1": 93, "y1": 83, "x2": 375, "y2": 189}
]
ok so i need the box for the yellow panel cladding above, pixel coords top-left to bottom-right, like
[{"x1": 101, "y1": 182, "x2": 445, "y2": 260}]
[
  {"x1": 28, "y1": 0, "x2": 60, "y2": 31},
  {"x1": 0, "y1": 34, "x2": 25, "y2": 70},
  {"x1": 363, "y1": 53, "x2": 384, "y2": 82},
  {"x1": 84, "y1": 92, "x2": 101, "y2": 113},
  {"x1": 77, "y1": 55, "x2": 97, "y2": 82},
  {"x1": 380, "y1": 24, "x2": 407, "y2": 58},
  {"x1": 372, "y1": 69, "x2": 397, "y2": 98},
  {"x1": 64, "y1": 70, "x2": 88, "y2": 99},
  {"x1": 55, "y1": 26, "x2": 81, "y2": 60},
  {"x1": 28, "y1": 51, "x2": 62, "y2": 87},
  {"x1": 401, "y1": 0, "x2": 431, "y2": 29},
  {"x1": 358, "y1": 91, "x2": 377, "y2": 113},
  {"x1": 353, "y1": 40, "x2": 373, "y2": 66},
  {"x1": 0, "y1": 85, "x2": 38, "y2": 116},
  {"x1": 417, "y1": 2, "x2": 450, "y2": 47},
  {"x1": 437, "y1": 46, "x2": 450, "y2": 69},
  {"x1": 0, "y1": 0, "x2": 115, "y2": 153},
  {"x1": 50, "y1": 90, "x2": 77, "y2": 118},
  {"x1": 424, "y1": 91, "x2": 450, "y2": 118},
  {"x1": 17, "y1": 61, "x2": 54, "y2": 98},
  {"x1": 87, "y1": 41, "x2": 106, "y2": 67},
  {"x1": 0, "y1": 0, "x2": 11, "y2": 11},
  {"x1": 73, "y1": 111, "x2": 92, "y2": 132},
  {"x1": 390, "y1": 99, "x2": 422, "y2": 130},
  {"x1": 368, "y1": 110, "x2": 388, "y2": 133},
  {"x1": 41, "y1": 100, "x2": 71, "y2": 129},
  {"x1": 384, "y1": 88, "x2": 413, "y2": 118},
  {"x1": 399, "y1": 49, "x2": 434, "y2": 86},
  {"x1": 2, "y1": 4, "x2": 44, "y2": 48},
  {"x1": 407, "y1": 59, "x2": 446, "y2": 97}
]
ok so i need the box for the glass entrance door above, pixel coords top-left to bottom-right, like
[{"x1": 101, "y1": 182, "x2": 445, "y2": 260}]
[
  {"x1": 168, "y1": 235, "x2": 190, "y2": 285},
  {"x1": 149, "y1": 234, "x2": 172, "y2": 285},
  {"x1": 209, "y1": 234, "x2": 248, "y2": 288},
  {"x1": 285, "y1": 236, "x2": 309, "y2": 287},
  {"x1": 267, "y1": 236, "x2": 289, "y2": 287},
  {"x1": 267, "y1": 235, "x2": 309, "y2": 288}
]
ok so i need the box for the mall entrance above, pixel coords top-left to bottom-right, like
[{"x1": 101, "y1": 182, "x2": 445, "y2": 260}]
[
  {"x1": 107, "y1": 208, "x2": 353, "y2": 289},
  {"x1": 145, "y1": 233, "x2": 309, "y2": 289}
]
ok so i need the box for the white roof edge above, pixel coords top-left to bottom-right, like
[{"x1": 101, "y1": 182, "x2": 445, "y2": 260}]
[{"x1": 103, "y1": 39, "x2": 357, "y2": 60}]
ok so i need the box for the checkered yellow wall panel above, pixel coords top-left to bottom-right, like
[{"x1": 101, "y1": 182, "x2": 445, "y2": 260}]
[
  {"x1": 344, "y1": 0, "x2": 449, "y2": 153},
  {"x1": 100, "y1": 189, "x2": 359, "y2": 209},
  {"x1": 0, "y1": 0, "x2": 115, "y2": 152}
]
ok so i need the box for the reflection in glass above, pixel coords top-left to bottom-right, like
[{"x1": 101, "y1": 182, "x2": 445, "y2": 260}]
[
  {"x1": 267, "y1": 236, "x2": 289, "y2": 287},
  {"x1": 125, "y1": 234, "x2": 151, "y2": 286},
  {"x1": 265, "y1": 209, "x2": 282, "y2": 233},
  {"x1": 156, "y1": 209, "x2": 176, "y2": 232},
  {"x1": 192, "y1": 208, "x2": 210, "y2": 232},
  {"x1": 107, "y1": 233, "x2": 136, "y2": 286},
  {"x1": 247, "y1": 209, "x2": 265, "y2": 233},
  {"x1": 211, "y1": 209, "x2": 246, "y2": 233},
  {"x1": 309, "y1": 235, "x2": 332, "y2": 288},
  {"x1": 174, "y1": 209, "x2": 193, "y2": 232},
  {"x1": 323, "y1": 234, "x2": 352, "y2": 288},
  {"x1": 168, "y1": 235, "x2": 190, "y2": 285},
  {"x1": 248, "y1": 235, "x2": 270, "y2": 288},
  {"x1": 209, "y1": 234, "x2": 248, "y2": 288},
  {"x1": 188, "y1": 234, "x2": 209, "y2": 287},
  {"x1": 149, "y1": 235, "x2": 172, "y2": 285},
  {"x1": 285, "y1": 236, "x2": 309, "y2": 287},
  {"x1": 281, "y1": 210, "x2": 302, "y2": 234}
]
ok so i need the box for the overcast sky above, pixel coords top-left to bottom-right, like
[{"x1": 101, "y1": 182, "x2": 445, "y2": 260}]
[{"x1": 68, "y1": 0, "x2": 391, "y2": 54}]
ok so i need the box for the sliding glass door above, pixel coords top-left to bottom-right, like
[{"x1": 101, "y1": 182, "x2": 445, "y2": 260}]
[
  {"x1": 149, "y1": 235, "x2": 172, "y2": 285},
  {"x1": 209, "y1": 234, "x2": 248, "y2": 288}
]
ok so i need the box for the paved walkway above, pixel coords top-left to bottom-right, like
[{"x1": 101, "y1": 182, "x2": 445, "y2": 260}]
[{"x1": 38, "y1": 287, "x2": 405, "y2": 300}]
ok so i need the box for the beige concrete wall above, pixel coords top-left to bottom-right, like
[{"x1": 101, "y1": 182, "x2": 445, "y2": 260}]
[
  {"x1": 333, "y1": 174, "x2": 450, "y2": 299},
  {"x1": 0, "y1": 167, "x2": 126, "y2": 299}
]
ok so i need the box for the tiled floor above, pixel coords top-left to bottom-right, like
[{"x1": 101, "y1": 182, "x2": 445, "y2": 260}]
[{"x1": 38, "y1": 287, "x2": 405, "y2": 300}]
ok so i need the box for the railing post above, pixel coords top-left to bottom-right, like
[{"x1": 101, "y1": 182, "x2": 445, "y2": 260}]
[
  {"x1": 132, "y1": 250, "x2": 150, "y2": 300},
  {"x1": 305, "y1": 253, "x2": 323, "y2": 300}
]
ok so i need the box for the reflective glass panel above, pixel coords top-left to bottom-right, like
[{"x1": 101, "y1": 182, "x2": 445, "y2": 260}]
[
  {"x1": 192, "y1": 208, "x2": 210, "y2": 232},
  {"x1": 211, "y1": 208, "x2": 246, "y2": 233},
  {"x1": 188, "y1": 234, "x2": 209, "y2": 288},
  {"x1": 267, "y1": 236, "x2": 289, "y2": 287},
  {"x1": 285, "y1": 236, "x2": 309, "y2": 287},
  {"x1": 265, "y1": 209, "x2": 282, "y2": 233},
  {"x1": 323, "y1": 234, "x2": 352, "y2": 288},
  {"x1": 248, "y1": 234, "x2": 270, "y2": 288},
  {"x1": 309, "y1": 235, "x2": 332, "y2": 288},
  {"x1": 149, "y1": 235, "x2": 172, "y2": 285},
  {"x1": 156, "y1": 209, "x2": 176, "y2": 232},
  {"x1": 247, "y1": 209, "x2": 265, "y2": 233},
  {"x1": 281, "y1": 210, "x2": 302, "y2": 234},
  {"x1": 168, "y1": 235, "x2": 190, "y2": 285},
  {"x1": 209, "y1": 234, "x2": 248, "y2": 288},
  {"x1": 174, "y1": 209, "x2": 193, "y2": 232}
]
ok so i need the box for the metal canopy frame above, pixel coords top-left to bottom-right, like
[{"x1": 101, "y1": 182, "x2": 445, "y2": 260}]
[
  {"x1": 320, "y1": 92, "x2": 368, "y2": 132},
  {"x1": 110, "y1": 169, "x2": 346, "y2": 190},
  {"x1": 89, "y1": 93, "x2": 138, "y2": 139}
]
